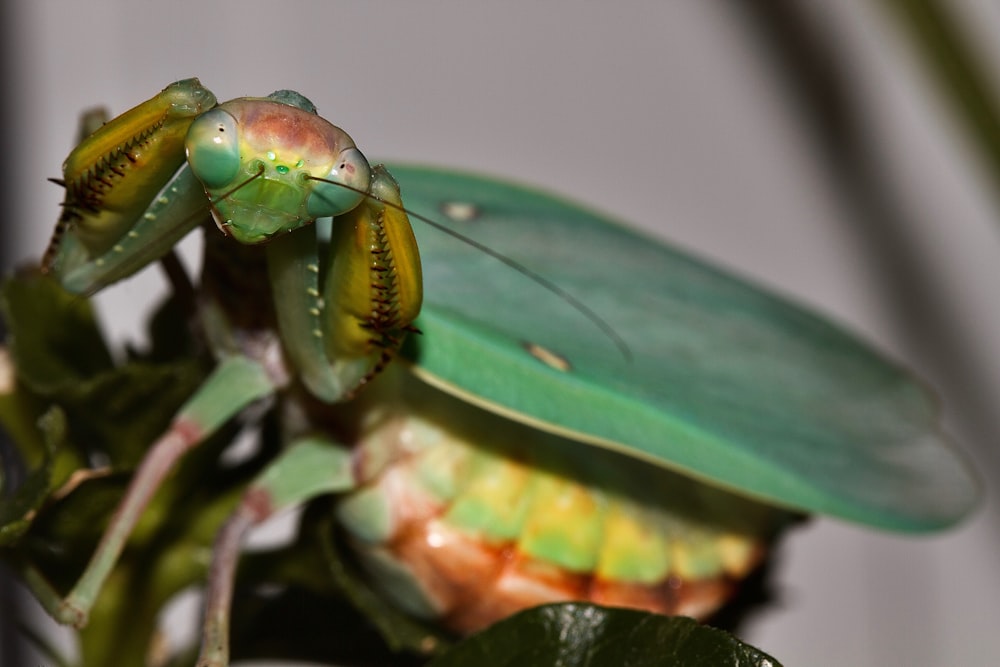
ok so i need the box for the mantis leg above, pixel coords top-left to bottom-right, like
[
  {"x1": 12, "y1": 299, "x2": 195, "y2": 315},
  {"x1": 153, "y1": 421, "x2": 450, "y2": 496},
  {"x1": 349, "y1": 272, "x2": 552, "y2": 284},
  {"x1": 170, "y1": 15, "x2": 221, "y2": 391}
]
[
  {"x1": 45, "y1": 79, "x2": 217, "y2": 295},
  {"x1": 196, "y1": 436, "x2": 356, "y2": 667},
  {"x1": 27, "y1": 356, "x2": 277, "y2": 628},
  {"x1": 266, "y1": 166, "x2": 423, "y2": 404},
  {"x1": 54, "y1": 166, "x2": 212, "y2": 295}
]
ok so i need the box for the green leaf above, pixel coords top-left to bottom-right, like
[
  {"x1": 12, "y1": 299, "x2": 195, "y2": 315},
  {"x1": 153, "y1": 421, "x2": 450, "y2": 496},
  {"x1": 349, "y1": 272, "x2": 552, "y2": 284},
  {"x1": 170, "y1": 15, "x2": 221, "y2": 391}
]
[
  {"x1": 392, "y1": 165, "x2": 977, "y2": 532},
  {"x1": 0, "y1": 272, "x2": 206, "y2": 551},
  {"x1": 0, "y1": 399, "x2": 86, "y2": 546},
  {"x1": 428, "y1": 603, "x2": 781, "y2": 667},
  {"x1": 59, "y1": 361, "x2": 206, "y2": 469},
  {"x1": 0, "y1": 270, "x2": 113, "y2": 394}
]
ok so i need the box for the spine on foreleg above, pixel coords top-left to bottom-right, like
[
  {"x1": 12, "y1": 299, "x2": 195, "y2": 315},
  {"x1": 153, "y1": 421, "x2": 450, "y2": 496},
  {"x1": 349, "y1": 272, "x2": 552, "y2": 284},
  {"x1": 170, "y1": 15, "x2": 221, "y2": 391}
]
[
  {"x1": 42, "y1": 79, "x2": 216, "y2": 277},
  {"x1": 323, "y1": 166, "x2": 423, "y2": 397}
]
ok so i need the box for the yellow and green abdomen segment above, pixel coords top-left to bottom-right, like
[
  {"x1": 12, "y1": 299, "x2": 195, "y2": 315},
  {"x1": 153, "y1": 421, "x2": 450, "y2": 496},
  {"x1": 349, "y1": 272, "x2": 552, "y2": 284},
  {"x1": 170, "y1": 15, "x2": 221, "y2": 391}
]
[{"x1": 336, "y1": 369, "x2": 791, "y2": 633}]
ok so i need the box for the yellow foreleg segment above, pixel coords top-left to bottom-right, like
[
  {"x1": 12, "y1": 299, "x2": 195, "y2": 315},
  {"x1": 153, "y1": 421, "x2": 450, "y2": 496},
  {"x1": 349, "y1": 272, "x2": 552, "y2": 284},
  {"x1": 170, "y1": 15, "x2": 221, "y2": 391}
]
[
  {"x1": 44, "y1": 78, "x2": 216, "y2": 276},
  {"x1": 268, "y1": 166, "x2": 422, "y2": 402},
  {"x1": 325, "y1": 166, "x2": 423, "y2": 360}
]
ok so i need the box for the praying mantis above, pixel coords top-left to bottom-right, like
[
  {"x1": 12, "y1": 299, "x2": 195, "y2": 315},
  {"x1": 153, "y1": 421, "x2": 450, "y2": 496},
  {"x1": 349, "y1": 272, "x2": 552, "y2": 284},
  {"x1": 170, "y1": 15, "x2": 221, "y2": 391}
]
[{"x1": 0, "y1": 78, "x2": 979, "y2": 666}]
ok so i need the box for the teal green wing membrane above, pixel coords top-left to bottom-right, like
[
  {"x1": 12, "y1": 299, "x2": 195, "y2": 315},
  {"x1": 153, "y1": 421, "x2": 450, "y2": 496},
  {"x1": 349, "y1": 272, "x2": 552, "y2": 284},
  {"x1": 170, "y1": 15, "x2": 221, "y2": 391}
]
[{"x1": 390, "y1": 164, "x2": 977, "y2": 532}]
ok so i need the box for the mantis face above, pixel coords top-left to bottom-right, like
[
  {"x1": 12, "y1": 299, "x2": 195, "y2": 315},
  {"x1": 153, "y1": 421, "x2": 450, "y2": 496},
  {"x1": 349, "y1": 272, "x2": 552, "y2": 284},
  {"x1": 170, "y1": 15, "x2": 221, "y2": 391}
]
[{"x1": 186, "y1": 97, "x2": 372, "y2": 244}]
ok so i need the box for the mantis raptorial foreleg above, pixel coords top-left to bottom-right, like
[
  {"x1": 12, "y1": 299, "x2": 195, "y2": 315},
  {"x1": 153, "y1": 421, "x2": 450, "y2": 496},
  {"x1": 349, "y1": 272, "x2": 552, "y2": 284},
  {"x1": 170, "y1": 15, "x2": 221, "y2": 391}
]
[
  {"x1": 44, "y1": 80, "x2": 217, "y2": 294},
  {"x1": 267, "y1": 168, "x2": 421, "y2": 402}
]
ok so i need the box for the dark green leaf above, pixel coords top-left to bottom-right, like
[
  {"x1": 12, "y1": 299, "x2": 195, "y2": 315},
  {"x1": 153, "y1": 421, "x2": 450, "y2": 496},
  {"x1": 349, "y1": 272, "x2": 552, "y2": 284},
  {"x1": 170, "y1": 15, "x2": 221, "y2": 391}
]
[
  {"x1": 55, "y1": 360, "x2": 205, "y2": 469},
  {"x1": 428, "y1": 604, "x2": 782, "y2": 667},
  {"x1": 0, "y1": 270, "x2": 113, "y2": 394},
  {"x1": 0, "y1": 405, "x2": 85, "y2": 546}
]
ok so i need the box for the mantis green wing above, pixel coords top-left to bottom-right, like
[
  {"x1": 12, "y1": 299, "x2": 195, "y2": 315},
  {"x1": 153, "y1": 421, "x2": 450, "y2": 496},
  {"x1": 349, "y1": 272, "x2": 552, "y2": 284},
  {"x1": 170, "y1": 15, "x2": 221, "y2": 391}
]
[{"x1": 388, "y1": 164, "x2": 977, "y2": 533}]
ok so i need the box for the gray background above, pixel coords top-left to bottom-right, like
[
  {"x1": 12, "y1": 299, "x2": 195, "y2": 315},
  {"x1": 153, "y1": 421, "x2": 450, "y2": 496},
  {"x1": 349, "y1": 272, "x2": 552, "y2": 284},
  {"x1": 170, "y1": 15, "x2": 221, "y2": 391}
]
[{"x1": 3, "y1": 2, "x2": 1000, "y2": 665}]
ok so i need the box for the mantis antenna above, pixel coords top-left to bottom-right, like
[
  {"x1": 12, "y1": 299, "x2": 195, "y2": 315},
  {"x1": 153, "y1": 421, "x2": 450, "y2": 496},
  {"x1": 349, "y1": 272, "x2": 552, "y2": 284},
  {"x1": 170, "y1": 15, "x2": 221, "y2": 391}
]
[{"x1": 307, "y1": 174, "x2": 633, "y2": 362}]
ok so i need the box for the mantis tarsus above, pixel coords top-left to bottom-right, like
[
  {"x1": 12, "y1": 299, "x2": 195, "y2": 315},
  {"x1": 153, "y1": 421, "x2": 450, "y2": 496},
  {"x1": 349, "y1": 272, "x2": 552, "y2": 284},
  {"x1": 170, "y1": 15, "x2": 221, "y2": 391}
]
[{"x1": 0, "y1": 78, "x2": 979, "y2": 665}]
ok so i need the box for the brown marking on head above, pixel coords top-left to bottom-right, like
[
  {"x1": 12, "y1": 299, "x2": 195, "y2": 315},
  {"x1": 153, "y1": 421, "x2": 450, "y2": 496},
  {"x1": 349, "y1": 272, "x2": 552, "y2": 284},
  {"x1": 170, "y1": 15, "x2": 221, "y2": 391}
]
[{"x1": 223, "y1": 99, "x2": 355, "y2": 170}]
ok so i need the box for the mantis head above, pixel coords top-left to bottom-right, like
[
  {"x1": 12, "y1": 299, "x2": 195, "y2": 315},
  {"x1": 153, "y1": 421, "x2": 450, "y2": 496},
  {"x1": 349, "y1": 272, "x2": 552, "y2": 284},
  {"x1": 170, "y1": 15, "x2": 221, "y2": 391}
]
[{"x1": 185, "y1": 95, "x2": 372, "y2": 244}]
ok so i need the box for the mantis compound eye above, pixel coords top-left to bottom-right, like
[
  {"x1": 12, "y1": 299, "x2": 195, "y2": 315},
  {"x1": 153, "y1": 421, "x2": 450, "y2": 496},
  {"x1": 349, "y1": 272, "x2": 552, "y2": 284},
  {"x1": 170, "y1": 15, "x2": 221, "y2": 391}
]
[
  {"x1": 306, "y1": 147, "x2": 372, "y2": 218},
  {"x1": 185, "y1": 108, "x2": 241, "y2": 189}
]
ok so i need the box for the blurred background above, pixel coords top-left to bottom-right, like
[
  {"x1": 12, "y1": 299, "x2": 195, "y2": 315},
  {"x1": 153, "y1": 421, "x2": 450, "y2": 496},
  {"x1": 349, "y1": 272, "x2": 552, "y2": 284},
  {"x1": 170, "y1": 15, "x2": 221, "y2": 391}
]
[{"x1": 2, "y1": 1, "x2": 999, "y2": 665}]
